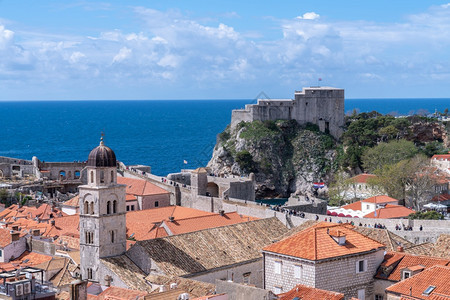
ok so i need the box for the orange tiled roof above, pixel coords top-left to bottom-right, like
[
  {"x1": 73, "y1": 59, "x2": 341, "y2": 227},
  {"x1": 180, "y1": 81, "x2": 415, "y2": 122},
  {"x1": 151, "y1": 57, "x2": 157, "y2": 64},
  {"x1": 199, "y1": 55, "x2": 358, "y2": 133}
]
[
  {"x1": 125, "y1": 194, "x2": 137, "y2": 202},
  {"x1": 432, "y1": 154, "x2": 450, "y2": 161},
  {"x1": 362, "y1": 195, "x2": 398, "y2": 204},
  {"x1": 125, "y1": 206, "x2": 214, "y2": 241},
  {"x1": 63, "y1": 196, "x2": 80, "y2": 208},
  {"x1": 0, "y1": 251, "x2": 54, "y2": 271},
  {"x1": 162, "y1": 212, "x2": 258, "y2": 235},
  {"x1": 263, "y1": 222, "x2": 385, "y2": 261},
  {"x1": 0, "y1": 228, "x2": 14, "y2": 248},
  {"x1": 350, "y1": 173, "x2": 377, "y2": 184},
  {"x1": 117, "y1": 177, "x2": 169, "y2": 196},
  {"x1": 278, "y1": 284, "x2": 344, "y2": 300},
  {"x1": 341, "y1": 201, "x2": 361, "y2": 211},
  {"x1": 364, "y1": 204, "x2": 415, "y2": 219},
  {"x1": 432, "y1": 194, "x2": 450, "y2": 202},
  {"x1": 96, "y1": 285, "x2": 148, "y2": 299},
  {"x1": 386, "y1": 265, "x2": 450, "y2": 299},
  {"x1": 376, "y1": 252, "x2": 450, "y2": 281}
]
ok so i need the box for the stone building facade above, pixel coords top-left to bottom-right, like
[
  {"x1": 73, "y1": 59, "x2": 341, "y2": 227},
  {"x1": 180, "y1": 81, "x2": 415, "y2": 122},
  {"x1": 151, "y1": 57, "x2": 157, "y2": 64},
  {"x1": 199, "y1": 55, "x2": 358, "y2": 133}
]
[
  {"x1": 231, "y1": 87, "x2": 345, "y2": 139},
  {"x1": 263, "y1": 223, "x2": 385, "y2": 299}
]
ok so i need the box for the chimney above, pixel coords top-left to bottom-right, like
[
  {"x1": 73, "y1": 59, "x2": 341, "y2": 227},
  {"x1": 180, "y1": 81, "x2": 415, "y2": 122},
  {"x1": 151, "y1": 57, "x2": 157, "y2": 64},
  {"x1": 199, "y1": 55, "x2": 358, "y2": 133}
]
[
  {"x1": 10, "y1": 230, "x2": 20, "y2": 242},
  {"x1": 32, "y1": 229, "x2": 40, "y2": 237},
  {"x1": 170, "y1": 283, "x2": 178, "y2": 289},
  {"x1": 104, "y1": 275, "x2": 112, "y2": 287},
  {"x1": 168, "y1": 216, "x2": 175, "y2": 222},
  {"x1": 50, "y1": 220, "x2": 55, "y2": 226},
  {"x1": 397, "y1": 246, "x2": 404, "y2": 252},
  {"x1": 12, "y1": 225, "x2": 19, "y2": 231},
  {"x1": 219, "y1": 210, "x2": 225, "y2": 216},
  {"x1": 329, "y1": 229, "x2": 346, "y2": 245}
]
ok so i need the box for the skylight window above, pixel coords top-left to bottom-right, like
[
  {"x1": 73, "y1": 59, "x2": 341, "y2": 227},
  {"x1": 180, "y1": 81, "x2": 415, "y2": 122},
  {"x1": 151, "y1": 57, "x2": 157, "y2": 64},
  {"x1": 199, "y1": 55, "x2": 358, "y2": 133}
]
[{"x1": 423, "y1": 285, "x2": 436, "y2": 296}]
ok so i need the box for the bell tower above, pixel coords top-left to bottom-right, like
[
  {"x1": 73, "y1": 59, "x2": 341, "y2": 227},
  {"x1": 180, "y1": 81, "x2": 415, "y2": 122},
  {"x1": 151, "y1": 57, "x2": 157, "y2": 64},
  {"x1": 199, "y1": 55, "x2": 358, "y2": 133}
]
[{"x1": 79, "y1": 137, "x2": 126, "y2": 283}]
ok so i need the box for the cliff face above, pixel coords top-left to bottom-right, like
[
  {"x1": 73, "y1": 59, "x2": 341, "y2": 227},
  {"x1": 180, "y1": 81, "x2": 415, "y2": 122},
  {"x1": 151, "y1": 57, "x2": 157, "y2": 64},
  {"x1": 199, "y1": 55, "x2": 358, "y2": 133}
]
[{"x1": 207, "y1": 120, "x2": 338, "y2": 198}]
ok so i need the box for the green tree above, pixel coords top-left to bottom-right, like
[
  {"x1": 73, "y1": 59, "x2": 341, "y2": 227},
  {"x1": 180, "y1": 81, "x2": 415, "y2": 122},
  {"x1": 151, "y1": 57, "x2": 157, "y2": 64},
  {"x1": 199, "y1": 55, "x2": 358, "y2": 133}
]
[
  {"x1": 0, "y1": 189, "x2": 8, "y2": 204},
  {"x1": 235, "y1": 150, "x2": 256, "y2": 173},
  {"x1": 362, "y1": 140, "x2": 418, "y2": 173},
  {"x1": 328, "y1": 172, "x2": 352, "y2": 206},
  {"x1": 408, "y1": 211, "x2": 444, "y2": 220}
]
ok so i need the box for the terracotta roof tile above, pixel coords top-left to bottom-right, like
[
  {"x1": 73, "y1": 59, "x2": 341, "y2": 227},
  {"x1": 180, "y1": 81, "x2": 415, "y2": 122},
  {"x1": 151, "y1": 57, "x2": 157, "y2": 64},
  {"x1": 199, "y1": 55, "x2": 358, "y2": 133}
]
[
  {"x1": 162, "y1": 211, "x2": 258, "y2": 235},
  {"x1": 278, "y1": 284, "x2": 344, "y2": 300},
  {"x1": 364, "y1": 204, "x2": 415, "y2": 219},
  {"x1": 144, "y1": 274, "x2": 215, "y2": 298},
  {"x1": 432, "y1": 154, "x2": 450, "y2": 161},
  {"x1": 63, "y1": 196, "x2": 79, "y2": 208},
  {"x1": 432, "y1": 194, "x2": 450, "y2": 202},
  {"x1": 362, "y1": 195, "x2": 399, "y2": 204},
  {"x1": 137, "y1": 218, "x2": 288, "y2": 277},
  {"x1": 386, "y1": 265, "x2": 450, "y2": 298},
  {"x1": 125, "y1": 206, "x2": 215, "y2": 241},
  {"x1": 349, "y1": 173, "x2": 377, "y2": 184},
  {"x1": 263, "y1": 222, "x2": 385, "y2": 261},
  {"x1": 97, "y1": 286, "x2": 148, "y2": 299},
  {"x1": 125, "y1": 194, "x2": 137, "y2": 202},
  {"x1": 376, "y1": 252, "x2": 450, "y2": 281},
  {"x1": 117, "y1": 177, "x2": 169, "y2": 196},
  {"x1": 0, "y1": 228, "x2": 14, "y2": 248},
  {"x1": 341, "y1": 201, "x2": 362, "y2": 211}
]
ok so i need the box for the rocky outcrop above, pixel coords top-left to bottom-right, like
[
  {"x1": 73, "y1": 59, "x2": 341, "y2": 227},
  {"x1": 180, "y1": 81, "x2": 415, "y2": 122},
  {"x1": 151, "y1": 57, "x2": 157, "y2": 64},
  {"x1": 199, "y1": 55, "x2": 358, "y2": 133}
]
[
  {"x1": 208, "y1": 120, "x2": 337, "y2": 198},
  {"x1": 408, "y1": 121, "x2": 449, "y2": 147}
]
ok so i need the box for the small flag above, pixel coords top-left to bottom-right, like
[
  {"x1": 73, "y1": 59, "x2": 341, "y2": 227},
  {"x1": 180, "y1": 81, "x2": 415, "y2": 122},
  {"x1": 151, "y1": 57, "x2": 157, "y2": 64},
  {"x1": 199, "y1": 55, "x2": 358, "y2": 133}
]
[
  {"x1": 183, "y1": 160, "x2": 188, "y2": 164},
  {"x1": 313, "y1": 182, "x2": 325, "y2": 189}
]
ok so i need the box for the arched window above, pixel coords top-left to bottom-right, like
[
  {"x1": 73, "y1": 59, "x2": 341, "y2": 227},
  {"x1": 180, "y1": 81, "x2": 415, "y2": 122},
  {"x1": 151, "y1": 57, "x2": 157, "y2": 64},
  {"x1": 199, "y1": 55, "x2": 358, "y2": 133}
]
[
  {"x1": 100, "y1": 171, "x2": 105, "y2": 183},
  {"x1": 85, "y1": 231, "x2": 89, "y2": 243},
  {"x1": 107, "y1": 201, "x2": 111, "y2": 214},
  {"x1": 111, "y1": 231, "x2": 114, "y2": 243},
  {"x1": 90, "y1": 202, "x2": 94, "y2": 215},
  {"x1": 111, "y1": 170, "x2": 114, "y2": 183},
  {"x1": 74, "y1": 171, "x2": 80, "y2": 179},
  {"x1": 90, "y1": 171, "x2": 94, "y2": 183},
  {"x1": 113, "y1": 200, "x2": 117, "y2": 214},
  {"x1": 84, "y1": 201, "x2": 89, "y2": 214},
  {"x1": 87, "y1": 268, "x2": 93, "y2": 280}
]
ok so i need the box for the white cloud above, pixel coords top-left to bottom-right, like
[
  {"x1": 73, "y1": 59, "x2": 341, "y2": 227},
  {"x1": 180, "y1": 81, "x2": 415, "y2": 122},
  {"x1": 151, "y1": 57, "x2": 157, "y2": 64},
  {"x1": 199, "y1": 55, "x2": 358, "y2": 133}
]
[
  {"x1": 3, "y1": 4, "x2": 450, "y2": 99},
  {"x1": 297, "y1": 12, "x2": 320, "y2": 20},
  {"x1": 112, "y1": 47, "x2": 132, "y2": 63}
]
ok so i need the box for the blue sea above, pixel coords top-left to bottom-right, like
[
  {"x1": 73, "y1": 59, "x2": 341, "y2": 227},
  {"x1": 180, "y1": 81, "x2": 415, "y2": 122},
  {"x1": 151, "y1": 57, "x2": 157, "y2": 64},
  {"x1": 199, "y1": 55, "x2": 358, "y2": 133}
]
[{"x1": 0, "y1": 98, "x2": 449, "y2": 176}]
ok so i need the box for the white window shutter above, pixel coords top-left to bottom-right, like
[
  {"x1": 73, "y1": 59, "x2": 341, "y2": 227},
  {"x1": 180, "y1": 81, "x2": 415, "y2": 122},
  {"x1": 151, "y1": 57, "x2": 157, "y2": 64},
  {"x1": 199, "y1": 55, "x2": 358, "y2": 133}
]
[{"x1": 364, "y1": 260, "x2": 368, "y2": 272}]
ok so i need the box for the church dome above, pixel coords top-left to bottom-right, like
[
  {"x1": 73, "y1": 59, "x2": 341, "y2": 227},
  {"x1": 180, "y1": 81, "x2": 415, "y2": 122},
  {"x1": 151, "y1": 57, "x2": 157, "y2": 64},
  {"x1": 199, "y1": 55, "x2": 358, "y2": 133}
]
[{"x1": 87, "y1": 138, "x2": 117, "y2": 167}]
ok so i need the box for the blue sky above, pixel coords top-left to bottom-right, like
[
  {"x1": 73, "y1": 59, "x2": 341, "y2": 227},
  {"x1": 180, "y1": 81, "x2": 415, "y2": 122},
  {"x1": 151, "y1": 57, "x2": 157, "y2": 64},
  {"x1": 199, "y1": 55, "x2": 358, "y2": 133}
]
[{"x1": 1, "y1": 1, "x2": 450, "y2": 100}]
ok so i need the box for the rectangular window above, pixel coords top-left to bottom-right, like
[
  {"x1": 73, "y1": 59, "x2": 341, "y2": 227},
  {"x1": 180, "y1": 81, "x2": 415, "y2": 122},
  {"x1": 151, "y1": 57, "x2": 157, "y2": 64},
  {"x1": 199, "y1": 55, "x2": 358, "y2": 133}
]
[
  {"x1": 274, "y1": 261, "x2": 282, "y2": 274},
  {"x1": 0, "y1": 249, "x2": 2, "y2": 257},
  {"x1": 356, "y1": 260, "x2": 367, "y2": 273},
  {"x1": 357, "y1": 289, "x2": 365, "y2": 300},
  {"x1": 402, "y1": 271, "x2": 411, "y2": 280},
  {"x1": 274, "y1": 286, "x2": 282, "y2": 294},
  {"x1": 375, "y1": 295, "x2": 384, "y2": 300},
  {"x1": 131, "y1": 205, "x2": 135, "y2": 211},
  {"x1": 294, "y1": 265, "x2": 302, "y2": 279},
  {"x1": 126, "y1": 206, "x2": 129, "y2": 211},
  {"x1": 243, "y1": 272, "x2": 251, "y2": 284},
  {"x1": 155, "y1": 201, "x2": 159, "y2": 207},
  {"x1": 366, "y1": 205, "x2": 370, "y2": 209}
]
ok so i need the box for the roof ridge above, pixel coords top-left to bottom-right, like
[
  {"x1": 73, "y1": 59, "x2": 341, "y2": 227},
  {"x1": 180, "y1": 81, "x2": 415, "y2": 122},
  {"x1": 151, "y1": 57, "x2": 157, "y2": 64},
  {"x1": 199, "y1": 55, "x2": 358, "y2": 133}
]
[
  {"x1": 141, "y1": 217, "x2": 279, "y2": 243},
  {"x1": 313, "y1": 228, "x2": 318, "y2": 260},
  {"x1": 169, "y1": 211, "x2": 239, "y2": 222}
]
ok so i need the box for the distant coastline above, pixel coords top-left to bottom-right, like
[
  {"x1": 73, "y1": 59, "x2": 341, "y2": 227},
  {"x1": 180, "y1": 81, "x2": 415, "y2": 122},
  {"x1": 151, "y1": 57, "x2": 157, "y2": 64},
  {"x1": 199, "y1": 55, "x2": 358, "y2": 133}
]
[{"x1": 0, "y1": 98, "x2": 448, "y2": 176}]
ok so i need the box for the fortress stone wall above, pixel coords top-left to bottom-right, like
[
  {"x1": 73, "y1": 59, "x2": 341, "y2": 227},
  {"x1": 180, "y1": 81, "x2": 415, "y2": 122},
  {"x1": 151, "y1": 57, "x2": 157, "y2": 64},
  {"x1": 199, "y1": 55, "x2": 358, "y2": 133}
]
[{"x1": 231, "y1": 87, "x2": 345, "y2": 139}]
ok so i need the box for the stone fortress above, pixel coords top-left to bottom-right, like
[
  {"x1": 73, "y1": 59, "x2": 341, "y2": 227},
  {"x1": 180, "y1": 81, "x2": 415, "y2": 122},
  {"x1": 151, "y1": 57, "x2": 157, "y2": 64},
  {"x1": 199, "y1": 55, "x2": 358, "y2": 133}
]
[{"x1": 231, "y1": 87, "x2": 345, "y2": 139}]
